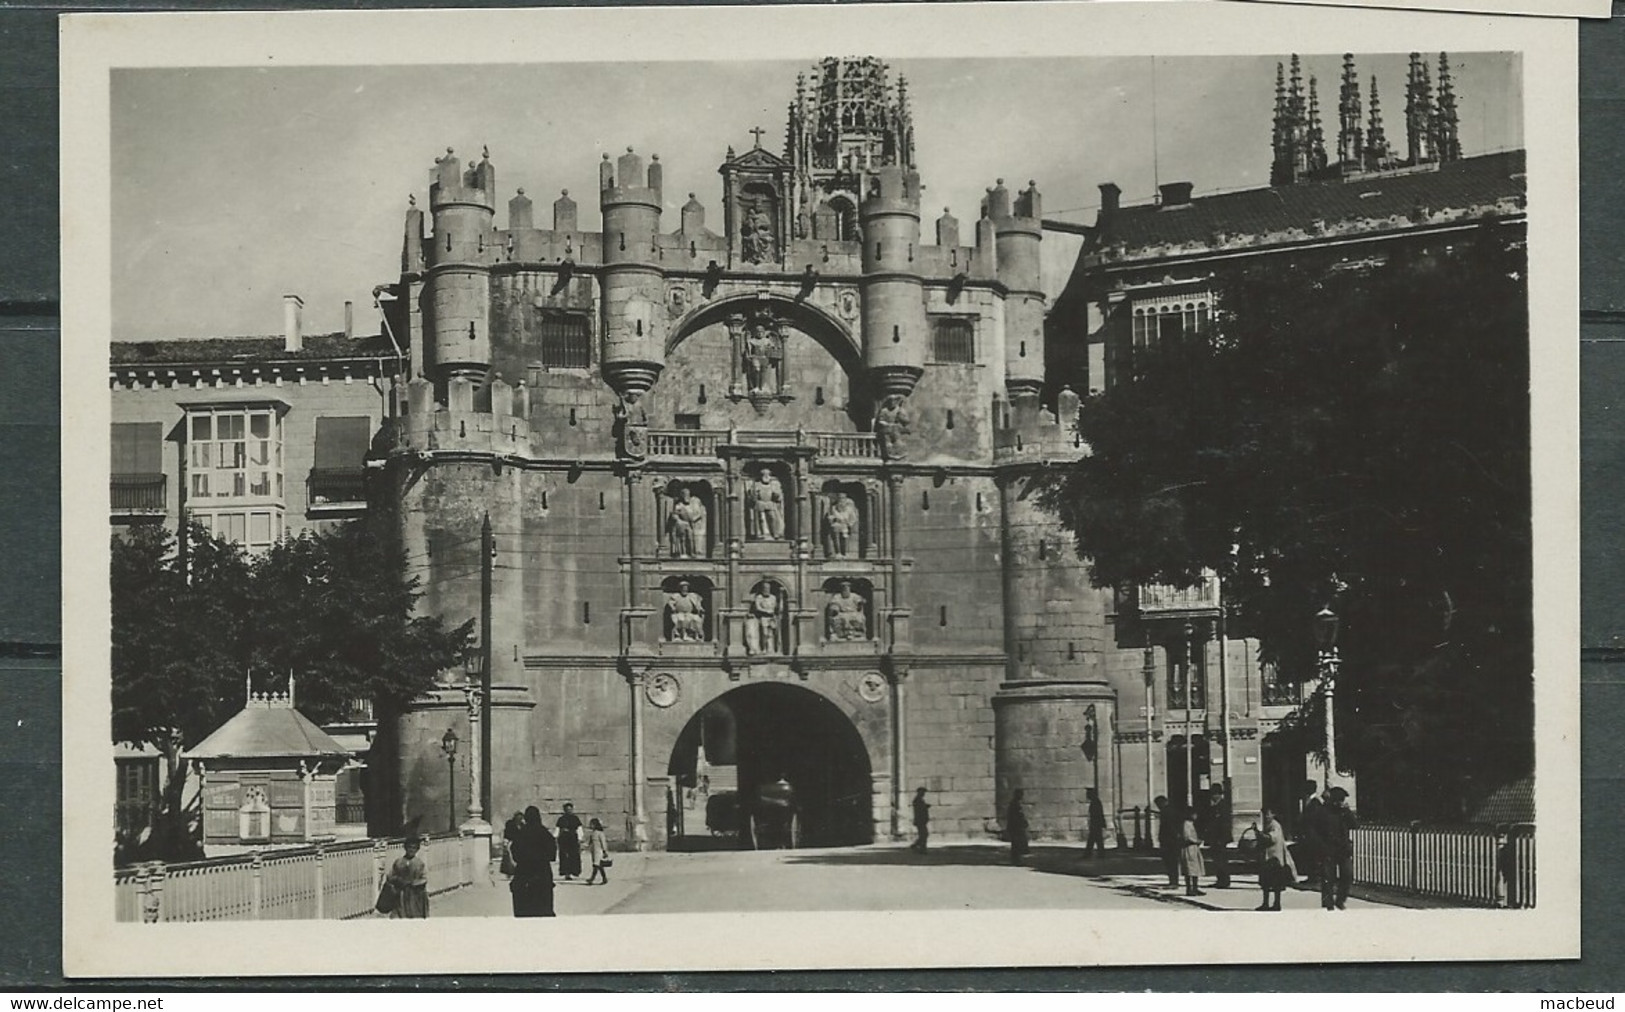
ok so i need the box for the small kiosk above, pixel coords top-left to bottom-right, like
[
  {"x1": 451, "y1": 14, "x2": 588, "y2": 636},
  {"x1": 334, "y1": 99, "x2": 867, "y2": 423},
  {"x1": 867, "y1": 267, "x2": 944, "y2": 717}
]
[{"x1": 186, "y1": 678, "x2": 352, "y2": 855}]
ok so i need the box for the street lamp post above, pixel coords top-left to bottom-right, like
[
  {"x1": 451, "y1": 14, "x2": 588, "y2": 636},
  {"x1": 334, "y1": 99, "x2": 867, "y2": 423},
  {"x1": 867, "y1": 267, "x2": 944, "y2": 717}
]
[
  {"x1": 461, "y1": 654, "x2": 491, "y2": 836},
  {"x1": 1314, "y1": 604, "x2": 1341, "y2": 785},
  {"x1": 440, "y1": 727, "x2": 458, "y2": 833},
  {"x1": 1141, "y1": 634, "x2": 1156, "y2": 851}
]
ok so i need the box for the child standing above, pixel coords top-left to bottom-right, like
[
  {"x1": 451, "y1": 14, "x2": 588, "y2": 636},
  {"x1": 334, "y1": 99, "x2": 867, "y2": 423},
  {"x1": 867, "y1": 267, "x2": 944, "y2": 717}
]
[{"x1": 584, "y1": 817, "x2": 612, "y2": 885}]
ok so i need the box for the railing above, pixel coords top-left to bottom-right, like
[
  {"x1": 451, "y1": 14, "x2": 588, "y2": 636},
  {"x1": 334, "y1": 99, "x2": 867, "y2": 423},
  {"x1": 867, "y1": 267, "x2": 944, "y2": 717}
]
[
  {"x1": 335, "y1": 799, "x2": 368, "y2": 825},
  {"x1": 816, "y1": 433, "x2": 880, "y2": 459},
  {"x1": 644, "y1": 430, "x2": 881, "y2": 461},
  {"x1": 1138, "y1": 570, "x2": 1222, "y2": 617},
  {"x1": 308, "y1": 468, "x2": 367, "y2": 507},
  {"x1": 1352, "y1": 822, "x2": 1535, "y2": 908},
  {"x1": 647, "y1": 431, "x2": 721, "y2": 458},
  {"x1": 113, "y1": 832, "x2": 484, "y2": 922},
  {"x1": 111, "y1": 473, "x2": 166, "y2": 514}
]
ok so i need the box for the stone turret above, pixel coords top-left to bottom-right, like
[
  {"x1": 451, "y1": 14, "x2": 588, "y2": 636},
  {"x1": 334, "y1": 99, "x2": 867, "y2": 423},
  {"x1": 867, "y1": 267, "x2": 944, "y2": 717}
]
[
  {"x1": 599, "y1": 147, "x2": 667, "y2": 401},
  {"x1": 426, "y1": 147, "x2": 497, "y2": 381}
]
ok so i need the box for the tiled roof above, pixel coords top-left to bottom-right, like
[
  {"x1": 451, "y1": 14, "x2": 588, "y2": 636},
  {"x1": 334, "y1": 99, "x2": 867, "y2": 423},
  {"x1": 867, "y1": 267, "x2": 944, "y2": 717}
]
[
  {"x1": 186, "y1": 703, "x2": 353, "y2": 761},
  {"x1": 1094, "y1": 151, "x2": 1526, "y2": 263},
  {"x1": 1468, "y1": 774, "x2": 1534, "y2": 826},
  {"x1": 111, "y1": 333, "x2": 396, "y2": 366}
]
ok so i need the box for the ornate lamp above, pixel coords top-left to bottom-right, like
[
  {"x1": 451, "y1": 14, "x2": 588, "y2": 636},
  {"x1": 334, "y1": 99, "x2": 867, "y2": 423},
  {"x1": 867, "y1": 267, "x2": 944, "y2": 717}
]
[{"x1": 440, "y1": 727, "x2": 458, "y2": 832}]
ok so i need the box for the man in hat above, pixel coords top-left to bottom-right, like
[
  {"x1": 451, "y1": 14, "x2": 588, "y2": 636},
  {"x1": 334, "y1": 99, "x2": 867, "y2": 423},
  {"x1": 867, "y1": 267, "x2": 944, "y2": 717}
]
[
  {"x1": 1296, "y1": 780, "x2": 1326, "y2": 886},
  {"x1": 1317, "y1": 786, "x2": 1358, "y2": 910}
]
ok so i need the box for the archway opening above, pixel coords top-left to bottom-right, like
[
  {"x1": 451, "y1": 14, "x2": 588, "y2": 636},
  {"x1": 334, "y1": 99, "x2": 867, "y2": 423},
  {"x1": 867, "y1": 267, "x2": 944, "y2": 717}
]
[{"x1": 667, "y1": 682, "x2": 873, "y2": 850}]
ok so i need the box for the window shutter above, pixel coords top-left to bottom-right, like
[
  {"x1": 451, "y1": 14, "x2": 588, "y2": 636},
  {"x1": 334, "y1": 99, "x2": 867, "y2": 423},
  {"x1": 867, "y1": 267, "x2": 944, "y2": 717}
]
[{"x1": 313, "y1": 416, "x2": 372, "y2": 471}]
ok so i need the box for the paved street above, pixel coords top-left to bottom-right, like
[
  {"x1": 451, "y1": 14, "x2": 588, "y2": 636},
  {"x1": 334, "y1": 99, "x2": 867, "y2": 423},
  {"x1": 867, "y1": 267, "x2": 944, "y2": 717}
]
[{"x1": 424, "y1": 843, "x2": 1390, "y2": 918}]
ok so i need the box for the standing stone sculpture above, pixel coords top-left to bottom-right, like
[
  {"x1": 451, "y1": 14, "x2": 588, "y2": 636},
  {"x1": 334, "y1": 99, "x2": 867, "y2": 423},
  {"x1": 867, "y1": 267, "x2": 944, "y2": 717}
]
[
  {"x1": 744, "y1": 582, "x2": 782, "y2": 655},
  {"x1": 666, "y1": 581, "x2": 706, "y2": 642},
  {"x1": 825, "y1": 580, "x2": 868, "y2": 641},
  {"x1": 874, "y1": 394, "x2": 911, "y2": 460},
  {"x1": 666, "y1": 486, "x2": 708, "y2": 558},
  {"x1": 823, "y1": 491, "x2": 860, "y2": 559},
  {"x1": 746, "y1": 468, "x2": 785, "y2": 541}
]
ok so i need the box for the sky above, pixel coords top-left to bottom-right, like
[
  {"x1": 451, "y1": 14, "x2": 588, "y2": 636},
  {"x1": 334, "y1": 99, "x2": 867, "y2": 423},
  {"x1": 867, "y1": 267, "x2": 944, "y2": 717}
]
[{"x1": 110, "y1": 53, "x2": 1522, "y2": 343}]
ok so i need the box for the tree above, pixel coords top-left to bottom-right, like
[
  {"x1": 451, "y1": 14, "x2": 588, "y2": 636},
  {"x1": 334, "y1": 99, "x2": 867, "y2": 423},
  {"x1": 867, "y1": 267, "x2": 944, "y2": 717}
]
[
  {"x1": 1036, "y1": 226, "x2": 1531, "y2": 819},
  {"x1": 111, "y1": 516, "x2": 473, "y2": 860}
]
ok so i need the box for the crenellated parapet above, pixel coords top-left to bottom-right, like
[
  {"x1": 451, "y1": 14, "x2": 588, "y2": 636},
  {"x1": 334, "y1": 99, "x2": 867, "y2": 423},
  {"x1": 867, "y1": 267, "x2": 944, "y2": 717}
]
[
  {"x1": 398, "y1": 373, "x2": 537, "y2": 458},
  {"x1": 993, "y1": 385, "x2": 1083, "y2": 467}
]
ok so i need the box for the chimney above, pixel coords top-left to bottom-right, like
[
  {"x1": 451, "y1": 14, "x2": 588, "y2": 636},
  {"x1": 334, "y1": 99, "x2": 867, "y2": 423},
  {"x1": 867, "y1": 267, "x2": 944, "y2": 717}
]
[
  {"x1": 344, "y1": 300, "x2": 354, "y2": 340},
  {"x1": 283, "y1": 294, "x2": 304, "y2": 353},
  {"x1": 1097, "y1": 182, "x2": 1121, "y2": 220},
  {"x1": 1158, "y1": 181, "x2": 1194, "y2": 208}
]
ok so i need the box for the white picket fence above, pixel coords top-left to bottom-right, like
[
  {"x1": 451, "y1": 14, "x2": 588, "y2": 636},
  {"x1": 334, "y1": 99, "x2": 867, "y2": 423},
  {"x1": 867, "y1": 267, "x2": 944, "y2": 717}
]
[
  {"x1": 1352, "y1": 822, "x2": 1535, "y2": 908},
  {"x1": 113, "y1": 832, "x2": 486, "y2": 922}
]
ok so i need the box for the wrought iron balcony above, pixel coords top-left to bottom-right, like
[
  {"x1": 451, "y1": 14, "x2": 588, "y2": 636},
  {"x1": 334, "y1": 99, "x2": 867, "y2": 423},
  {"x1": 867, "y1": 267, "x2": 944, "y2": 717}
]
[
  {"x1": 307, "y1": 468, "x2": 367, "y2": 510},
  {"x1": 111, "y1": 473, "x2": 166, "y2": 515},
  {"x1": 1136, "y1": 570, "x2": 1222, "y2": 619}
]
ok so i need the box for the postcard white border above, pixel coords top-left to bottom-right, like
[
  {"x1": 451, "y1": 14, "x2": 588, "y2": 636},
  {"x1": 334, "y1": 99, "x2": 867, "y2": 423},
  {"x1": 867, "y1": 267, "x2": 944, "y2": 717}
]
[
  {"x1": 61, "y1": 1, "x2": 1580, "y2": 977},
  {"x1": 1234, "y1": 0, "x2": 1610, "y2": 21}
]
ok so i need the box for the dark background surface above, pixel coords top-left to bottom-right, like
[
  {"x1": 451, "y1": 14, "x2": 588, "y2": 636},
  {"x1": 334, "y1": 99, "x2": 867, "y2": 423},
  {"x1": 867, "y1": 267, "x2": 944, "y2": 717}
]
[{"x1": 1, "y1": 0, "x2": 1620, "y2": 990}]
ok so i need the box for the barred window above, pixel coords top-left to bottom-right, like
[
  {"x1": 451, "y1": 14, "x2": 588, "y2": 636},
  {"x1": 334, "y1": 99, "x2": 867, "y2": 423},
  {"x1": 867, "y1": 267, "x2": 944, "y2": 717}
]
[
  {"x1": 540, "y1": 312, "x2": 592, "y2": 369},
  {"x1": 930, "y1": 316, "x2": 975, "y2": 364}
]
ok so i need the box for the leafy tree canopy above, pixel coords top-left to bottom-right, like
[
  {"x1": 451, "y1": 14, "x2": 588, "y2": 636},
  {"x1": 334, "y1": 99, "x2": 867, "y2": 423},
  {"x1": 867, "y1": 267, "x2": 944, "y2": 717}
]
[
  {"x1": 112, "y1": 515, "x2": 474, "y2": 755},
  {"x1": 1036, "y1": 227, "x2": 1531, "y2": 817}
]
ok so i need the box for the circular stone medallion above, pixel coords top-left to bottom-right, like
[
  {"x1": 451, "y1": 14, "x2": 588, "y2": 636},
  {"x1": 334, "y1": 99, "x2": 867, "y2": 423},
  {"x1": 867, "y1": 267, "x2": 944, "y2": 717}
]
[
  {"x1": 646, "y1": 672, "x2": 681, "y2": 708},
  {"x1": 857, "y1": 671, "x2": 887, "y2": 703}
]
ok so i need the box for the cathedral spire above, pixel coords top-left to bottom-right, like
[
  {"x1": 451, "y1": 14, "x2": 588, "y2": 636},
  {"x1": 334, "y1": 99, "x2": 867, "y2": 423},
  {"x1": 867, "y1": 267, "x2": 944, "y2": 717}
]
[
  {"x1": 1435, "y1": 52, "x2": 1462, "y2": 163},
  {"x1": 1271, "y1": 61, "x2": 1291, "y2": 186},
  {"x1": 1338, "y1": 53, "x2": 1363, "y2": 171},
  {"x1": 1405, "y1": 51, "x2": 1436, "y2": 166},
  {"x1": 1365, "y1": 75, "x2": 1391, "y2": 171},
  {"x1": 1307, "y1": 75, "x2": 1328, "y2": 175}
]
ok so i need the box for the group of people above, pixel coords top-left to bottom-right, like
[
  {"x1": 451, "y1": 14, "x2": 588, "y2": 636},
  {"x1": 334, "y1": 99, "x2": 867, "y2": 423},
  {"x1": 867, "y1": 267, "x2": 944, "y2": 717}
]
[
  {"x1": 909, "y1": 786, "x2": 1034, "y2": 866},
  {"x1": 499, "y1": 802, "x2": 614, "y2": 917},
  {"x1": 1155, "y1": 793, "x2": 1229, "y2": 898},
  {"x1": 1148, "y1": 780, "x2": 1356, "y2": 911}
]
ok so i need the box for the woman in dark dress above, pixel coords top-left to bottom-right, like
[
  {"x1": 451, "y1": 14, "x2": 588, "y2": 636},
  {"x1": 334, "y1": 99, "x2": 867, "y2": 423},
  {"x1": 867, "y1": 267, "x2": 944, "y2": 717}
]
[
  {"x1": 1006, "y1": 789, "x2": 1030, "y2": 865},
  {"x1": 555, "y1": 802, "x2": 583, "y2": 880},
  {"x1": 509, "y1": 805, "x2": 557, "y2": 917}
]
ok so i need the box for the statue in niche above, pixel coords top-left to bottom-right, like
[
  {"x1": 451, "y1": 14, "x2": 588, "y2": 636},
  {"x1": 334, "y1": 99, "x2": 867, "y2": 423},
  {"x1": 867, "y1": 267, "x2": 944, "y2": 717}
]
[
  {"x1": 825, "y1": 580, "x2": 868, "y2": 641},
  {"x1": 665, "y1": 581, "x2": 706, "y2": 642},
  {"x1": 874, "y1": 394, "x2": 912, "y2": 460},
  {"x1": 742, "y1": 311, "x2": 784, "y2": 396},
  {"x1": 823, "y1": 491, "x2": 860, "y2": 559},
  {"x1": 666, "y1": 485, "x2": 708, "y2": 559},
  {"x1": 743, "y1": 582, "x2": 782, "y2": 656},
  {"x1": 746, "y1": 468, "x2": 785, "y2": 541},
  {"x1": 741, "y1": 200, "x2": 776, "y2": 264},
  {"x1": 614, "y1": 394, "x2": 648, "y2": 460}
]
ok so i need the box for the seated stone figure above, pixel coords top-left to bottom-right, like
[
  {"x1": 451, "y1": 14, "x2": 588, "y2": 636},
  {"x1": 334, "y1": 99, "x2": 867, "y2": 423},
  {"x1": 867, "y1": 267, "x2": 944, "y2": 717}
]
[
  {"x1": 825, "y1": 580, "x2": 868, "y2": 641},
  {"x1": 666, "y1": 581, "x2": 706, "y2": 641}
]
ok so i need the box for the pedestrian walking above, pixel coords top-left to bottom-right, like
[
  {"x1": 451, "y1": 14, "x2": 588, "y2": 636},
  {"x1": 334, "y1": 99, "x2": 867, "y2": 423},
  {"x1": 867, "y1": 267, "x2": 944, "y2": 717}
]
[
  {"x1": 1201, "y1": 785, "x2": 1232, "y2": 888},
  {"x1": 1179, "y1": 808, "x2": 1207, "y2": 896},
  {"x1": 509, "y1": 805, "x2": 557, "y2": 917},
  {"x1": 1155, "y1": 796, "x2": 1182, "y2": 887},
  {"x1": 1253, "y1": 807, "x2": 1296, "y2": 911},
  {"x1": 386, "y1": 833, "x2": 430, "y2": 919},
  {"x1": 911, "y1": 787, "x2": 931, "y2": 853},
  {"x1": 584, "y1": 817, "x2": 612, "y2": 885},
  {"x1": 1006, "y1": 789, "x2": 1030, "y2": 864},
  {"x1": 1317, "y1": 786, "x2": 1357, "y2": 910},
  {"x1": 1296, "y1": 780, "x2": 1325, "y2": 886},
  {"x1": 556, "y1": 802, "x2": 583, "y2": 880},
  {"x1": 500, "y1": 811, "x2": 523, "y2": 877},
  {"x1": 1084, "y1": 788, "x2": 1106, "y2": 858}
]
